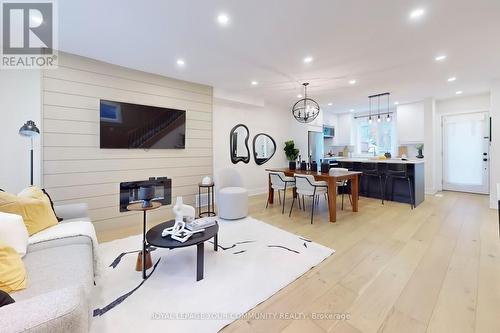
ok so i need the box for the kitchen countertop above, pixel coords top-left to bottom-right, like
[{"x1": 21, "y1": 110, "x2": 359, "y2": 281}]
[{"x1": 323, "y1": 157, "x2": 424, "y2": 164}]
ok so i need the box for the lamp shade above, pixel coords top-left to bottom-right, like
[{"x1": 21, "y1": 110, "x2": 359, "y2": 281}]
[{"x1": 19, "y1": 120, "x2": 40, "y2": 137}]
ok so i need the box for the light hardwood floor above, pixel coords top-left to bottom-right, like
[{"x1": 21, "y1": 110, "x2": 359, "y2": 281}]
[{"x1": 98, "y1": 191, "x2": 500, "y2": 333}]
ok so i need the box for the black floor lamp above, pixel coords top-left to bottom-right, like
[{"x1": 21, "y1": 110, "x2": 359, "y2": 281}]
[{"x1": 19, "y1": 120, "x2": 40, "y2": 186}]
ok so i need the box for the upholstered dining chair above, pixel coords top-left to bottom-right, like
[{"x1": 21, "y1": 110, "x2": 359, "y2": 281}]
[
  {"x1": 216, "y1": 168, "x2": 248, "y2": 220},
  {"x1": 267, "y1": 172, "x2": 298, "y2": 214},
  {"x1": 289, "y1": 174, "x2": 328, "y2": 224},
  {"x1": 329, "y1": 167, "x2": 352, "y2": 210}
]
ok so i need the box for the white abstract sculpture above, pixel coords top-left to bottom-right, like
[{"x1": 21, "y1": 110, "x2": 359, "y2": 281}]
[
  {"x1": 161, "y1": 196, "x2": 204, "y2": 242},
  {"x1": 162, "y1": 197, "x2": 185, "y2": 237},
  {"x1": 172, "y1": 196, "x2": 185, "y2": 227}
]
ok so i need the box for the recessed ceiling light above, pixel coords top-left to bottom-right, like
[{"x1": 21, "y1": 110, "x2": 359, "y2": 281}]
[
  {"x1": 303, "y1": 56, "x2": 313, "y2": 63},
  {"x1": 327, "y1": 102, "x2": 333, "y2": 106},
  {"x1": 409, "y1": 8, "x2": 425, "y2": 19},
  {"x1": 251, "y1": 81, "x2": 258, "y2": 86},
  {"x1": 348, "y1": 79, "x2": 356, "y2": 85},
  {"x1": 217, "y1": 13, "x2": 230, "y2": 26},
  {"x1": 456, "y1": 91, "x2": 463, "y2": 95},
  {"x1": 447, "y1": 77, "x2": 457, "y2": 82},
  {"x1": 435, "y1": 55, "x2": 447, "y2": 62},
  {"x1": 176, "y1": 59, "x2": 185, "y2": 66},
  {"x1": 394, "y1": 101, "x2": 399, "y2": 105},
  {"x1": 297, "y1": 94, "x2": 303, "y2": 98},
  {"x1": 350, "y1": 109, "x2": 355, "y2": 112}
]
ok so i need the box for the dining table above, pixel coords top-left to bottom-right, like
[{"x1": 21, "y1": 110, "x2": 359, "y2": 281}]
[{"x1": 265, "y1": 168, "x2": 362, "y2": 223}]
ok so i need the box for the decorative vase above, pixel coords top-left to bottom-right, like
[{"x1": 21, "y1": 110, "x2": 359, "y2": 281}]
[
  {"x1": 300, "y1": 161, "x2": 307, "y2": 170},
  {"x1": 289, "y1": 161, "x2": 296, "y2": 170},
  {"x1": 310, "y1": 161, "x2": 318, "y2": 172},
  {"x1": 384, "y1": 152, "x2": 392, "y2": 158},
  {"x1": 201, "y1": 176, "x2": 212, "y2": 185},
  {"x1": 416, "y1": 149, "x2": 424, "y2": 159}
]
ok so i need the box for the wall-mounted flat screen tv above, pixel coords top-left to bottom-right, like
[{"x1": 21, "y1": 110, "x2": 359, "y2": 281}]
[{"x1": 100, "y1": 100, "x2": 186, "y2": 149}]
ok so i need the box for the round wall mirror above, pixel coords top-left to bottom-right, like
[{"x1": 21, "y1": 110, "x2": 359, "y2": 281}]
[
  {"x1": 253, "y1": 133, "x2": 276, "y2": 165},
  {"x1": 230, "y1": 124, "x2": 250, "y2": 164}
]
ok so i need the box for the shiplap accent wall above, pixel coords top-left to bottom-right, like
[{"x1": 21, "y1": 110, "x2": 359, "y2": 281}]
[{"x1": 42, "y1": 53, "x2": 213, "y2": 232}]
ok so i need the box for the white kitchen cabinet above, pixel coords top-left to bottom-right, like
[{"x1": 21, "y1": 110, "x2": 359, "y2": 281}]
[
  {"x1": 335, "y1": 113, "x2": 353, "y2": 146},
  {"x1": 397, "y1": 103, "x2": 424, "y2": 144}
]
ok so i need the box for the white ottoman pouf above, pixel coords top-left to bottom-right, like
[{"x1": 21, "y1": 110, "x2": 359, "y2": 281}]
[{"x1": 217, "y1": 187, "x2": 248, "y2": 220}]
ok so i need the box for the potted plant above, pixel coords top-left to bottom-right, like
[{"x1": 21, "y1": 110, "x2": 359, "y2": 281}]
[
  {"x1": 284, "y1": 140, "x2": 299, "y2": 170},
  {"x1": 416, "y1": 144, "x2": 424, "y2": 159}
]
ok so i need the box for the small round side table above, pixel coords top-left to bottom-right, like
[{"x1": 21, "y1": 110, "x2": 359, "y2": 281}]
[
  {"x1": 127, "y1": 201, "x2": 161, "y2": 279},
  {"x1": 198, "y1": 182, "x2": 216, "y2": 218}
]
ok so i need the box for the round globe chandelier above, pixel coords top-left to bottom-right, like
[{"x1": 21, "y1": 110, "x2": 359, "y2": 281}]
[{"x1": 291, "y1": 82, "x2": 320, "y2": 123}]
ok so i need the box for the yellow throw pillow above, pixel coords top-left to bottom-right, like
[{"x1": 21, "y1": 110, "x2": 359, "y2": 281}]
[
  {"x1": 0, "y1": 187, "x2": 58, "y2": 235},
  {"x1": 0, "y1": 241, "x2": 27, "y2": 293}
]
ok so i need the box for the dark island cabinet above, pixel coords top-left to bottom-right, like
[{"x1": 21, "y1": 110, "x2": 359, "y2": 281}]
[{"x1": 337, "y1": 161, "x2": 425, "y2": 207}]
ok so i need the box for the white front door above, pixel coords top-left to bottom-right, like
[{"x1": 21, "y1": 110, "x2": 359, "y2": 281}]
[{"x1": 442, "y1": 112, "x2": 490, "y2": 194}]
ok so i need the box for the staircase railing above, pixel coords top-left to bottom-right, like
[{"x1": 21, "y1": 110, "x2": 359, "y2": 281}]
[{"x1": 128, "y1": 110, "x2": 184, "y2": 148}]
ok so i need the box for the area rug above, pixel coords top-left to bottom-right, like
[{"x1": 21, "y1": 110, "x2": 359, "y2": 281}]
[{"x1": 90, "y1": 216, "x2": 334, "y2": 333}]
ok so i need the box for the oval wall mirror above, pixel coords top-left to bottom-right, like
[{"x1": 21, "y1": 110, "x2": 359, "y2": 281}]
[
  {"x1": 253, "y1": 133, "x2": 276, "y2": 165},
  {"x1": 230, "y1": 124, "x2": 250, "y2": 164}
]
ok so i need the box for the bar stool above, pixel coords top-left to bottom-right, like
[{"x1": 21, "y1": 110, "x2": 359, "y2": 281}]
[
  {"x1": 340, "y1": 162, "x2": 354, "y2": 170},
  {"x1": 383, "y1": 164, "x2": 414, "y2": 209},
  {"x1": 362, "y1": 162, "x2": 384, "y2": 204}
]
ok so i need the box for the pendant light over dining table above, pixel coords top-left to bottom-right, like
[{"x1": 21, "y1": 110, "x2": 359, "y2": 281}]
[{"x1": 292, "y1": 82, "x2": 320, "y2": 123}]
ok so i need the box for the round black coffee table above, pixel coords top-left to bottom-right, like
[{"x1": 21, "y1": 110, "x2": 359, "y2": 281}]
[{"x1": 146, "y1": 220, "x2": 219, "y2": 281}]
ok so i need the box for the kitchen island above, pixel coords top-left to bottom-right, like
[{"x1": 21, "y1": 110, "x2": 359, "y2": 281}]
[{"x1": 332, "y1": 158, "x2": 425, "y2": 207}]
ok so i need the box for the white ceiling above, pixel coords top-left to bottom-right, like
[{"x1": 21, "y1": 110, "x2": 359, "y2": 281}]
[{"x1": 58, "y1": 0, "x2": 500, "y2": 114}]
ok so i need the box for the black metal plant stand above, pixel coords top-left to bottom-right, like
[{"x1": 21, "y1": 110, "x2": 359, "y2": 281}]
[{"x1": 198, "y1": 182, "x2": 216, "y2": 218}]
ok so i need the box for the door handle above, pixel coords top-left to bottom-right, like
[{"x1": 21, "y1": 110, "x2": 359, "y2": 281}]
[
  {"x1": 483, "y1": 153, "x2": 488, "y2": 156},
  {"x1": 483, "y1": 158, "x2": 488, "y2": 162}
]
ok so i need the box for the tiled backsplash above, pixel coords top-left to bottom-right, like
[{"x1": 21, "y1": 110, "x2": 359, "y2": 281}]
[
  {"x1": 325, "y1": 145, "x2": 355, "y2": 156},
  {"x1": 400, "y1": 143, "x2": 424, "y2": 158}
]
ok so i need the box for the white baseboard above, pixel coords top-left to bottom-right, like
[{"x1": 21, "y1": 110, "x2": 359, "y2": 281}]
[
  {"x1": 490, "y1": 199, "x2": 499, "y2": 210},
  {"x1": 247, "y1": 187, "x2": 268, "y2": 197}
]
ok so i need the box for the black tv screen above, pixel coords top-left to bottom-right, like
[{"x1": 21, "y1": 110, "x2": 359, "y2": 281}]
[{"x1": 100, "y1": 100, "x2": 186, "y2": 149}]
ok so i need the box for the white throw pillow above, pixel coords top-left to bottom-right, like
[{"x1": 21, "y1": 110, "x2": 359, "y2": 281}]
[{"x1": 0, "y1": 212, "x2": 29, "y2": 257}]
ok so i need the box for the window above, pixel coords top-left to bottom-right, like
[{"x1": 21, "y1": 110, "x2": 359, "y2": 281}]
[{"x1": 357, "y1": 119, "x2": 396, "y2": 155}]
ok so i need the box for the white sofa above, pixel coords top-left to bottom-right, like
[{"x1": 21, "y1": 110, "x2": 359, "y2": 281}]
[
  {"x1": 0, "y1": 203, "x2": 95, "y2": 333},
  {"x1": 216, "y1": 169, "x2": 248, "y2": 220}
]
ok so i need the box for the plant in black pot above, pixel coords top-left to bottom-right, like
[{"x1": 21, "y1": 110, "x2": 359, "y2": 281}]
[
  {"x1": 284, "y1": 140, "x2": 299, "y2": 170},
  {"x1": 416, "y1": 144, "x2": 424, "y2": 159}
]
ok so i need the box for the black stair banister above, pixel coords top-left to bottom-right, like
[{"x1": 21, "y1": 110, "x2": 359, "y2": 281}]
[{"x1": 128, "y1": 110, "x2": 184, "y2": 148}]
